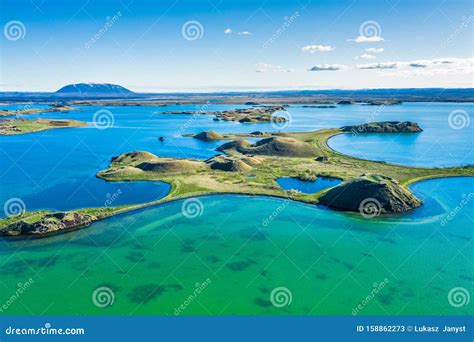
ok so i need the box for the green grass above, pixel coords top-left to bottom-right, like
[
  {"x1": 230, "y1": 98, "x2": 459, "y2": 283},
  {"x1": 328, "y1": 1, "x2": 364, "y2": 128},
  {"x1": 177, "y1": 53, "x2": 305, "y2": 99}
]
[
  {"x1": 2, "y1": 126, "x2": 473, "y2": 235},
  {"x1": 0, "y1": 118, "x2": 87, "y2": 135}
]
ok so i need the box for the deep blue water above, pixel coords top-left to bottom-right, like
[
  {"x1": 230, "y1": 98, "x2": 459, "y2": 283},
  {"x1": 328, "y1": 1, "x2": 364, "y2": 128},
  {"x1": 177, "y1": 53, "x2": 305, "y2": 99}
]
[
  {"x1": 276, "y1": 177, "x2": 341, "y2": 194},
  {"x1": 0, "y1": 102, "x2": 473, "y2": 214},
  {"x1": 2, "y1": 179, "x2": 170, "y2": 218},
  {"x1": 328, "y1": 102, "x2": 473, "y2": 167}
]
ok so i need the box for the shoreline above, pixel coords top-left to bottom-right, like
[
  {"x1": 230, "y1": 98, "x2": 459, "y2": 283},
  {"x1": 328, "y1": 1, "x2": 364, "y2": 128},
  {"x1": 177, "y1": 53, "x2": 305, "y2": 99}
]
[
  {"x1": 3, "y1": 174, "x2": 473, "y2": 240},
  {"x1": 2, "y1": 121, "x2": 473, "y2": 238}
]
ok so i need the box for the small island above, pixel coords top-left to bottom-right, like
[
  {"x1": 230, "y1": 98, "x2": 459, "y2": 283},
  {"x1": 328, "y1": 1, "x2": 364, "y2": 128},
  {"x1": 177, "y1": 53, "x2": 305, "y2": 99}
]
[
  {"x1": 0, "y1": 118, "x2": 87, "y2": 135},
  {"x1": 157, "y1": 106, "x2": 288, "y2": 123},
  {"x1": 2, "y1": 121, "x2": 473, "y2": 238},
  {"x1": 341, "y1": 121, "x2": 423, "y2": 134}
]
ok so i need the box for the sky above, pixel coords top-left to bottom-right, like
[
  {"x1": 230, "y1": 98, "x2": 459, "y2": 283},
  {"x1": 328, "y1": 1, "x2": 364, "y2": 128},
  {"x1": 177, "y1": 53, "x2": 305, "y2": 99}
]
[{"x1": 0, "y1": 0, "x2": 473, "y2": 92}]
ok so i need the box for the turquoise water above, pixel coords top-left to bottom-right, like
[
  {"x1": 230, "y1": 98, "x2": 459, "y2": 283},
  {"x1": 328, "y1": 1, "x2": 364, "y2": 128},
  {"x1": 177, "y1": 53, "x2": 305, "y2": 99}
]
[
  {"x1": 0, "y1": 102, "x2": 473, "y2": 315},
  {"x1": 0, "y1": 177, "x2": 471, "y2": 315},
  {"x1": 1, "y1": 102, "x2": 472, "y2": 210},
  {"x1": 276, "y1": 177, "x2": 341, "y2": 194}
]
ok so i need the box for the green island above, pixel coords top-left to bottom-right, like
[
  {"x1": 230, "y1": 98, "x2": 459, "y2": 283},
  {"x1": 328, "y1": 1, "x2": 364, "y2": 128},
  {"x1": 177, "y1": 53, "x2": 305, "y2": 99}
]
[
  {"x1": 0, "y1": 118, "x2": 87, "y2": 135},
  {"x1": 1, "y1": 121, "x2": 473, "y2": 237},
  {"x1": 0, "y1": 105, "x2": 75, "y2": 117}
]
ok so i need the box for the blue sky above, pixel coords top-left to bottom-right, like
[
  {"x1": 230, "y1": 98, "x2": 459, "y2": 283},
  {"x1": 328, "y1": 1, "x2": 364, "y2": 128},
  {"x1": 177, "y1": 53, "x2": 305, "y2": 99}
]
[{"x1": 1, "y1": 0, "x2": 473, "y2": 92}]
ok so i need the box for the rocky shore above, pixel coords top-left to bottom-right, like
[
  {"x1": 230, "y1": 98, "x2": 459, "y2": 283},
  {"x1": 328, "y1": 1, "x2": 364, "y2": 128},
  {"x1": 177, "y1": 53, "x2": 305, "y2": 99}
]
[
  {"x1": 1, "y1": 212, "x2": 97, "y2": 237},
  {"x1": 341, "y1": 121, "x2": 423, "y2": 134},
  {"x1": 318, "y1": 174, "x2": 422, "y2": 214}
]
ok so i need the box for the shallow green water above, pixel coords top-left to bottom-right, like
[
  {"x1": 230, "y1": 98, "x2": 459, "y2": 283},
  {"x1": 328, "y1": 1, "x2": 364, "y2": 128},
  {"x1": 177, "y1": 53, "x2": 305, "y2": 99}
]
[{"x1": 0, "y1": 177, "x2": 472, "y2": 316}]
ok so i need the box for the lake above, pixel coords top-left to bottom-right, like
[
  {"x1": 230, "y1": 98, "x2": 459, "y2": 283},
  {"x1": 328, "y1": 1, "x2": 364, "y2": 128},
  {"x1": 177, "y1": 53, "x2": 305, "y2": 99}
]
[
  {"x1": 0, "y1": 177, "x2": 471, "y2": 315},
  {"x1": 0, "y1": 102, "x2": 472, "y2": 315}
]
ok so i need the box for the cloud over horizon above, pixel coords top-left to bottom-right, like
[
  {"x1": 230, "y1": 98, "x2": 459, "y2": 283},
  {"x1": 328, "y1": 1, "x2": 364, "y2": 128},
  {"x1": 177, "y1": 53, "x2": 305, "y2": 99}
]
[
  {"x1": 356, "y1": 54, "x2": 376, "y2": 60},
  {"x1": 351, "y1": 36, "x2": 385, "y2": 43},
  {"x1": 301, "y1": 44, "x2": 335, "y2": 53},
  {"x1": 357, "y1": 62, "x2": 398, "y2": 69},
  {"x1": 308, "y1": 64, "x2": 346, "y2": 71},
  {"x1": 256, "y1": 63, "x2": 292, "y2": 73},
  {"x1": 366, "y1": 47, "x2": 384, "y2": 53}
]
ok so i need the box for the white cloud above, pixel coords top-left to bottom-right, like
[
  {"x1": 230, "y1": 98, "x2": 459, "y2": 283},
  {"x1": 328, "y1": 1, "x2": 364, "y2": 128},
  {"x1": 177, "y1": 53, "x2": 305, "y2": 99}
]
[
  {"x1": 357, "y1": 62, "x2": 398, "y2": 69},
  {"x1": 224, "y1": 28, "x2": 232, "y2": 34},
  {"x1": 301, "y1": 44, "x2": 335, "y2": 53},
  {"x1": 384, "y1": 57, "x2": 473, "y2": 77},
  {"x1": 356, "y1": 54, "x2": 376, "y2": 60},
  {"x1": 256, "y1": 63, "x2": 292, "y2": 73},
  {"x1": 365, "y1": 48, "x2": 384, "y2": 53},
  {"x1": 308, "y1": 64, "x2": 346, "y2": 71},
  {"x1": 238, "y1": 31, "x2": 252, "y2": 35},
  {"x1": 352, "y1": 36, "x2": 385, "y2": 43},
  {"x1": 352, "y1": 57, "x2": 473, "y2": 78}
]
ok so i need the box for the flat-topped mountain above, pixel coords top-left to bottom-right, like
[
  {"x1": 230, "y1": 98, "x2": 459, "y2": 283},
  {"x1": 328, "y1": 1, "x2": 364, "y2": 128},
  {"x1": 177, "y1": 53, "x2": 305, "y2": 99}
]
[{"x1": 55, "y1": 83, "x2": 133, "y2": 97}]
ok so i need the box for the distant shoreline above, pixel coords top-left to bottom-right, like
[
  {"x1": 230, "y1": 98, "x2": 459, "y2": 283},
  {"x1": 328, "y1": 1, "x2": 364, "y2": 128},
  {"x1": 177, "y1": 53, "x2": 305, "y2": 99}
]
[{"x1": 1, "y1": 87, "x2": 474, "y2": 103}]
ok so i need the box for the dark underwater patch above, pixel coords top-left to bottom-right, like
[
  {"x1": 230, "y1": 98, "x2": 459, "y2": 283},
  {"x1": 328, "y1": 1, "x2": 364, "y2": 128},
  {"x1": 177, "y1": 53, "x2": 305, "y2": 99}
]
[
  {"x1": 167, "y1": 283, "x2": 184, "y2": 291},
  {"x1": 378, "y1": 294, "x2": 393, "y2": 306},
  {"x1": 181, "y1": 239, "x2": 197, "y2": 253},
  {"x1": 205, "y1": 255, "x2": 220, "y2": 264},
  {"x1": 2, "y1": 255, "x2": 60, "y2": 276},
  {"x1": 126, "y1": 251, "x2": 145, "y2": 263},
  {"x1": 254, "y1": 297, "x2": 272, "y2": 308},
  {"x1": 379, "y1": 236, "x2": 397, "y2": 245},
  {"x1": 239, "y1": 228, "x2": 268, "y2": 241},
  {"x1": 316, "y1": 273, "x2": 328, "y2": 281},
  {"x1": 96, "y1": 282, "x2": 122, "y2": 293},
  {"x1": 127, "y1": 284, "x2": 166, "y2": 304},
  {"x1": 226, "y1": 259, "x2": 256, "y2": 271}
]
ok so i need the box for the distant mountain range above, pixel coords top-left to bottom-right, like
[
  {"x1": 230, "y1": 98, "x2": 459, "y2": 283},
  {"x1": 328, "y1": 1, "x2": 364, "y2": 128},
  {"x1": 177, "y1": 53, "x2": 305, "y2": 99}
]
[
  {"x1": 54, "y1": 83, "x2": 133, "y2": 97},
  {"x1": 0, "y1": 83, "x2": 473, "y2": 102}
]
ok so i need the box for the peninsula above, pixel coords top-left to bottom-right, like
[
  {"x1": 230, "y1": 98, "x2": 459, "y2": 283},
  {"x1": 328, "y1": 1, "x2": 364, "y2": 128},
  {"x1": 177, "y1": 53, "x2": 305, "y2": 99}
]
[
  {"x1": 0, "y1": 118, "x2": 87, "y2": 135},
  {"x1": 1, "y1": 121, "x2": 473, "y2": 238}
]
